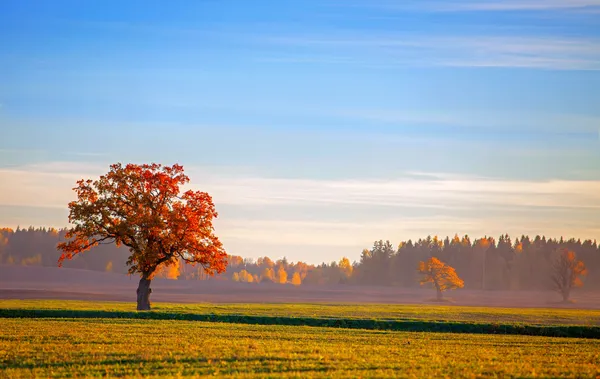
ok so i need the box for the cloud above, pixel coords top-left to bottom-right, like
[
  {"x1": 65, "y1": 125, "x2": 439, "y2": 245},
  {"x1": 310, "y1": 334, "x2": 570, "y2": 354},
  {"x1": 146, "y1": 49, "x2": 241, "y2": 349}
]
[
  {"x1": 216, "y1": 217, "x2": 483, "y2": 247},
  {"x1": 264, "y1": 34, "x2": 600, "y2": 70},
  {"x1": 61, "y1": 152, "x2": 109, "y2": 157},
  {"x1": 433, "y1": 36, "x2": 600, "y2": 70},
  {"x1": 429, "y1": 0, "x2": 600, "y2": 11},
  {"x1": 0, "y1": 148, "x2": 46, "y2": 154},
  {"x1": 1, "y1": 161, "x2": 599, "y2": 261},
  {"x1": 347, "y1": 0, "x2": 600, "y2": 12},
  {"x1": 216, "y1": 215, "x2": 600, "y2": 249},
  {"x1": 0, "y1": 162, "x2": 109, "y2": 209},
  {"x1": 328, "y1": 108, "x2": 600, "y2": 133},
  {"x1": 196, "y1": 174, "x2": 600, "y2": 212},
  {"x1": 3, "y1": 161, "x2": 599, "y2": 211}
]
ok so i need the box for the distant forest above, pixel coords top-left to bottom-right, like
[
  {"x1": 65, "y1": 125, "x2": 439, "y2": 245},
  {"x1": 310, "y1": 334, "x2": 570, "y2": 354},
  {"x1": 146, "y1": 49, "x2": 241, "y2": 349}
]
[{"x1": 1, "y1": 227, "x2": 598, "y2": 291}]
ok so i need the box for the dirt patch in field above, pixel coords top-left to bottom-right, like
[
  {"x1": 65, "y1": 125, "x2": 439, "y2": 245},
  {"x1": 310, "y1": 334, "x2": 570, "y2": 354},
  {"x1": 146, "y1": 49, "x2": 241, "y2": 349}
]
[{"x1": 1, "y1": 265, "x2": 598, "y2": 309}]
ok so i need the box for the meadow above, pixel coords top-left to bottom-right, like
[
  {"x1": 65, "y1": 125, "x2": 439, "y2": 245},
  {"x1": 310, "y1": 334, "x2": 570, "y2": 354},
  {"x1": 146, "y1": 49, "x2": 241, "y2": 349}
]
[
  {"x1": 1, "y1": 300, "x2": 599, "y2": 377},
  {"x1": 1, "y1": 300, "x2": 599, "y2": 338},
  {"x1": 3, "y1": 299, "x2": 600, "y2": 325}
]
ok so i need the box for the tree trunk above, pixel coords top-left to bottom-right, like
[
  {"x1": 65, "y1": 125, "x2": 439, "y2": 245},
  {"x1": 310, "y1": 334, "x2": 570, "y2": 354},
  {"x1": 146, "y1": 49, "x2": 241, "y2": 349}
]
[
  {"x1": 481, "y1": 249, "x2": 486, "y2": 291},
  {"x1": 137, "y1": 276, "x2": 152, "y2": 311},
  {"x1": 435, "y1": 284, "x2": 443, "y2": 301},
  {"x1": 562, "y1": 287, "x2": 570, "y2": 303}
]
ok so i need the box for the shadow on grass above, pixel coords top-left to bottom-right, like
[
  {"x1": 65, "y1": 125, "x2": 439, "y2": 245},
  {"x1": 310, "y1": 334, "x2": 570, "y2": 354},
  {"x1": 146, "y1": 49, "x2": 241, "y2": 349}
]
[
  {"x1": 424, "y1": 298, "x2": 455, "y2": 303},
  {"x1": 3, "y1": 356, "x2": 321, "y2": 370},
  {"x1": 4, "y1": 355, "x2": 372, "y2": 376},
  {"x1": 0, "y1": 308, "x2": 598, "y2": 339}
]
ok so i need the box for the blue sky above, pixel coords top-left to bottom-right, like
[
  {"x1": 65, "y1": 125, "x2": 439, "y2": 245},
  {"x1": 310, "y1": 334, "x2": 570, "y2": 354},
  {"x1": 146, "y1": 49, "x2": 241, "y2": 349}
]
[{"x1": 1, "y1": 0, "x2": 599, "y2": 264}]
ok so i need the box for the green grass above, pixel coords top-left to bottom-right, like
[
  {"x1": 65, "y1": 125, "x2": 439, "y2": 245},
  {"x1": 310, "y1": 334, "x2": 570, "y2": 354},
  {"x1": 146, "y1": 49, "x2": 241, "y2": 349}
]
[
  {"x1": 2, "y1": 299, "x2": 599, "y2": 325},
  {"x1": 1, "y1": 300, "x2": 599, "y2": 339},
  {"x1": 2, "y1": 318, "x2": 599, "y2": 378}
]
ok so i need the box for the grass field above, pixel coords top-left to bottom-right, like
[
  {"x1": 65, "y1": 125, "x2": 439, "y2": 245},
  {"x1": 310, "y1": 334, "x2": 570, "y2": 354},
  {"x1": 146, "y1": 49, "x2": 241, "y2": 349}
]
[
  {"x1": 2, "y1": 299, "x2": 600, "y2": 325},
  {"x1": 1, "y1": 300, "x2": 599, "y2": 377},
  {"x1": 2, "y1": 318, "x2": 599, "y2": 378},
  {"x1": 1, "y1": 300, "x2": 599, "y2": 338}
]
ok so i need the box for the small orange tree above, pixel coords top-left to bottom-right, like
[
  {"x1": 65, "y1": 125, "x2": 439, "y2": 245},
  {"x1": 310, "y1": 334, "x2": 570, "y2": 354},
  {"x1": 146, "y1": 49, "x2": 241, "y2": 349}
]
[
  {"x1": 552, "y1": 249, "x2": 587, "y2": 302},
  {"x1": 291, "y1": 272, "x2": 302, "y2": 286},
  {"x1": 418, "y1": 257, "x2": 464, "y2": 300},
  {"x1": 57, "y1": 163, "x2": 227, "y2": 310}
]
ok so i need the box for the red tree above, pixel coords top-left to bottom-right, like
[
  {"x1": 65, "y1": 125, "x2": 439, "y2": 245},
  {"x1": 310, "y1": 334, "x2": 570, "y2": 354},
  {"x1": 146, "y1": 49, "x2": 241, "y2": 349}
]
[{"x1": 57, "y1": 163, "x2": 227, "y2": 310}]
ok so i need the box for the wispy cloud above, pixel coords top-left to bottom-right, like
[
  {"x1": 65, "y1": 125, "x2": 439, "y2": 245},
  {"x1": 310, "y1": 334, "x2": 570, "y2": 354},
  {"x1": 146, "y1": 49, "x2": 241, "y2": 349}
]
[
  {"x1": 428, "y1": 0, "x2": 600, "y2": 12},
  {"x1": 264, "y1": 34, "x2": 600, "y2": 70},
  {"x1": 0, "y1": 148, "x2": 46, "y2": 154},
  {"x1": 328, "y1": 108, "x2": 600, "y2": 133},
  {"x1": 0, "y1": 162, "x2": 107, "y2": 209},
  {"x1": 217, "y1": 215, "x2": 600, "y2": 250},
  {"x1": 3, "y1": 161, "x2": 600, "y2": 212},
  {"x1": 346, "y1": 0, "x2": 600, "y2": 12},
  {"x1": 61, "y1": 152, "x2": 109, "y2": 158},
  {"x1": 1, "y1": 162, "x2": 599, "y2": 260},
  {"x1": 217, "y1": 217, "x2": 484, "y2": 247},
  {"x1": 196, "y1": 174, "x2": 600, "y2": 212}
]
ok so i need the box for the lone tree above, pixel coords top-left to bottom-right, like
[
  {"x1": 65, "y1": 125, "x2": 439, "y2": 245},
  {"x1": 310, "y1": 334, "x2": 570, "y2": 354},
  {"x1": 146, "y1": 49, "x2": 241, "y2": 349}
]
[
  {"x1": 551, "y1": 249, "x2": 587, "y2": 303},
  {"x1": 418, "y1": 257, "x2": 464, "y2": 301},
  {"x1": 57, "y1": 163, "x2": 228, "y2": 310}
]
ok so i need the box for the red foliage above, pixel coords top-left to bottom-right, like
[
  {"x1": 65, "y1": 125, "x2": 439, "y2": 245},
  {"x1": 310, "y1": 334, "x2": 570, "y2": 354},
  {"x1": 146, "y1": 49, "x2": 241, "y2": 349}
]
[{"x1": 57, "y1": 163, "x2": 227, "y2": 279}]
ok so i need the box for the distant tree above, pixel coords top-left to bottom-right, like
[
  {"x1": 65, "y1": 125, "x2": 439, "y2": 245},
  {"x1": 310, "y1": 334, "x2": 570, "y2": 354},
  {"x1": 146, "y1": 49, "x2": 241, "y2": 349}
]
[
  {"x1": 21, "y1": 254, "x2": 42, "y2": 266},
  {"x1": 358, "y1": 240, "x2": 395, "y2": 285},
  {"x1": 496, "y1": 234, "x2": 515, "y2": 288},
  {"x1": 0, "y1": 230, "x2": 8, "y2": 263},
  {"x1": 418, "y1": 257, "x2": 464, "y2": 301},
  {"x1": 261, "y1": 267, "x2": 275, "y2": 283},
  {"x1": 473, "y1": 237, "x2": 493, "y2": 290},
  {"x1": 227, "y1": 255, "x2": 244, "y2": 269},
  {"x1": 57, "y1": 163, "x2": 227, "y2": 310},
  {"x1": 291, "y1": 261, "x2": 310, "y2": 280},
  {"x1": 238, "y1": 269, "x2": 255, "y2": 283},
  {"x1": 552, "y1": 249, "x2": 587, "y2": 302},
  {"x1": 257, "y1": 257, "x2": 274, "y2": 268},
  {"x1": 291, "y1": 272, "x2": 302, "y2": 286},
  {"x1": 232, "y1": 272, "x2": 240, "y2": 282},
  {"x1": 277, "y1": 266, "x2": 288, "y2": 284},
  {"x1": 105, "y1": 261, "x2": 113, "y2": 272},
  {"x1": 338, "y1": 257, "x2": 353, "y2": 280},
  {"x1": 155, "y1": 259, "x2": 180, "y2": 279},
  {"x1": 279, "y1": 256, "x2": 289, "y2": 267}
]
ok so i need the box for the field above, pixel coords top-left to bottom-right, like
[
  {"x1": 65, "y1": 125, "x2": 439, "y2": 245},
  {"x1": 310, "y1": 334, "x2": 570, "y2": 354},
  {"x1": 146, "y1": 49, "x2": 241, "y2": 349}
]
[
  {"x1": 1, "y1": 300, "x2": 600, "y2": 378},
  {"x1": 3, "y1": 299, "x2": 600, "y2": 326}
]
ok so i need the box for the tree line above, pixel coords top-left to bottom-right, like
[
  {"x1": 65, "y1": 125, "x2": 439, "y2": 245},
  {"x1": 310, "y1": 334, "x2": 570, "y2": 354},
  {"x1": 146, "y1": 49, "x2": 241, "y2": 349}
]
[{"x1": 1, "y1": 227, "x2": 596, "y2": 292}]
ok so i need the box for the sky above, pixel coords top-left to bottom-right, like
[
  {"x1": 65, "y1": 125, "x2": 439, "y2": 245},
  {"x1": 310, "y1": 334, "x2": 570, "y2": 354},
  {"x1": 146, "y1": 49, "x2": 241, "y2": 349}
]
[{"x1": 1, "y1": 0, "x2": 599, "y2": 264}]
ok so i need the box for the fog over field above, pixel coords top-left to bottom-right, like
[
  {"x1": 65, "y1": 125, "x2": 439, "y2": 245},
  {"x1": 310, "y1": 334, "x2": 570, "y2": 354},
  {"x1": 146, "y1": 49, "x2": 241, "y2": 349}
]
[{"x1": 2, "y1": 265, "x2": 599, "y2": 310}]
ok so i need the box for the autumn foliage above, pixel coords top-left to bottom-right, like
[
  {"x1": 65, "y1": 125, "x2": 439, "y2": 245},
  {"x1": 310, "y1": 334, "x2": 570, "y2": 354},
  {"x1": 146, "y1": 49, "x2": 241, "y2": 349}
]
[
  {"x1": 552, "y1": 249, "x2": 587, "y2": 302},
  {"x1": 57, "y1": 163, "x2": 227, "y2": 310},
  {"x1": 418, "y1": 257, "x2": 464, "y2": 300},
  {"x1": 155, "y1": 258, "x2": 181, "y2": 280},
  {"x1": 4, "y1": 228, "x2": 597, "y2": 295}
]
